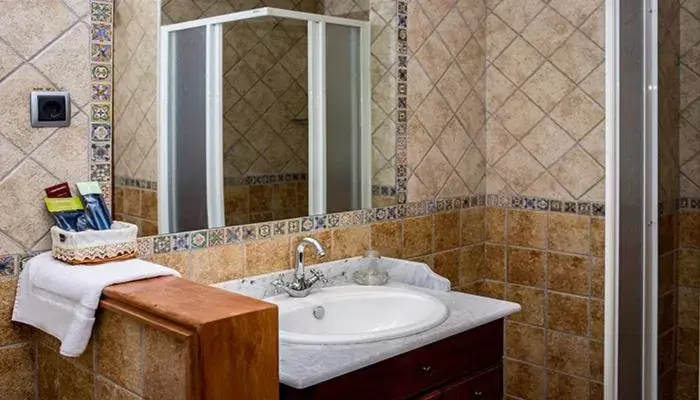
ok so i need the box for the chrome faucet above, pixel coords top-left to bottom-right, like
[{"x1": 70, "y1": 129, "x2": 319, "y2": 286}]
[{"x1": 271, "y1": 237, "x2": 328, "y2": 297}]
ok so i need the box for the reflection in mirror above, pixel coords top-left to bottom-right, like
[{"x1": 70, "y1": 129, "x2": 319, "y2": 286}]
[
  {"x1": 113, "y1": 1, "x2": 394, "y2": 237},
  {"x1": 221, "y1": 17, "x2": 309, "y2": 226}
]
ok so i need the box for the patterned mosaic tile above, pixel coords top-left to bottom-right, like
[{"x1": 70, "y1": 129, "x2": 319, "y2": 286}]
[
  {"x1": 0, "y1": 255, "x2": 16, "y2": 277},
  {"x1": 208, "y1": 229, "x2": 225, "y2": 246},
  {"x1": 191, "y1": 231, "x2": 207, "y2": 249}
]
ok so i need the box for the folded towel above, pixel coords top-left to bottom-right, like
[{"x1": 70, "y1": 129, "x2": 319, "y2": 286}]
[{"x1": 12, "y1": 252, "x2": 180, "y2": 357}]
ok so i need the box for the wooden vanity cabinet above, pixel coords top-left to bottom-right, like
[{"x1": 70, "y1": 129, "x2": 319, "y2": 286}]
[{"x1": 280, "y1": 319, "x2": 504, "y2": 400}]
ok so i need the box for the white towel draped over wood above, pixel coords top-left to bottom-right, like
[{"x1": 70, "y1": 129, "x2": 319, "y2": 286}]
[{"x1": 11, "y1": 252, "x2": 180, "y2": 357}]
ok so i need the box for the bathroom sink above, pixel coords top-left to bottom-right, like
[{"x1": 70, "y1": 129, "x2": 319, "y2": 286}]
[{"x1": 266, "y1": 286, "x2": 449, "y2": 345}]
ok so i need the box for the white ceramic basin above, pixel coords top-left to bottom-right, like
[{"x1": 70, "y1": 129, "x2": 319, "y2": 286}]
[{"x1": 266, "y1": 286, "x2": 449, "y2": 345}]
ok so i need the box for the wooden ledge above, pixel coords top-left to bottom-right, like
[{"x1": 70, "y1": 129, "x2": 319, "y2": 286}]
[{"x1": 100, "y1": 276, "x2": 279, "y2": 400}]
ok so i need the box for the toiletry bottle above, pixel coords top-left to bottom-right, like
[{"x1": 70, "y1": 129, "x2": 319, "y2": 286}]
[{"x1": 353, "y1": 250, "x2": 389, "y2": 285}]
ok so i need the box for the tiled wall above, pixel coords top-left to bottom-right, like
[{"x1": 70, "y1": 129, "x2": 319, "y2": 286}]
[
  {"x1": 114, "y1": 185, "x2": 159, "y2": 237},
  {"x1": 658, "y1": 0, "x2": 682, "y2": 397},
  {"x1": 680, "y1": 0, "x2": 700, "y2": 199},
  {"x1": 0, "y1": 1, "x2": 92, "y2": 255},
  {"x1": 474, "y1": 207, "x2": 605, "y2": 399},
  {"x1": 113, "y1": 0, "x2": 159, "y2": 184},
  {"x1": 223, "y1": 179, "x2": 308, "y2": 225},
  {"x1": 406, "y1": 0, "x2": 487, "y2": 201},
  {"x1": 677, "y1": 210, "x2": 700, "y2": 399},
  {"x1": 484, "y1": 0, "x2": 605, "y2": 203},
  {"x1": 36, "y1": 310, "x2": 189, "y2": 400}
]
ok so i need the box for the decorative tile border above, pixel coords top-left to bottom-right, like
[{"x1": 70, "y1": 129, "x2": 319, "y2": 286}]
[
  {"x1": 0, "y1": 194, "x2": 605, "y2": 278},
  {"x1": 89, "y1": 0, "x2": 114, "y2": 209},
  {"x1": 114, "y1": 176, "x2": 157, "y2": 190},
  {"x1": 395, "y1": 0, "x2": 408, "y2": 205},
  {"x1": 678, "y1": 197, "x2": 700, "y2": 211},
  {"x1": 372, "y1": 185, "x2": 397, "y2": 196}
]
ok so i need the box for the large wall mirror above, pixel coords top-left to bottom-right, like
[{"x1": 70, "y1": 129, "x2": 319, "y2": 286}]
[{"x1": 113, "y1": 1, "x2": 397, "y2": 236}]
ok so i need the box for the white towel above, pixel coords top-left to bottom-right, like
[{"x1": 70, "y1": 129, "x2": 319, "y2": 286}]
[{"x1": 12, "y1": 252, "x2": 180, "y2": 357}]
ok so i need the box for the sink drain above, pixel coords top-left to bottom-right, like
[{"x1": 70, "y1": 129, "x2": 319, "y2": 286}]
[{"x1": 313, "y1": 306, "x2": 325, "y2": 320}]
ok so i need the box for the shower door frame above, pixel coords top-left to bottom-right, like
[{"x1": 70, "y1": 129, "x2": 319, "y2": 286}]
[
  {"x1": 158, "y1": 8, "x2": 372, "y2": 233},
  {"x1": 605, "y1": 0, "x2": 659, "y2": 398}
]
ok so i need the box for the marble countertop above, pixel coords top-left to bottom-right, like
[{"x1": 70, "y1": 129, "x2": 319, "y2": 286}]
[
  {"x1": 215, "y1": 257, "x2": 521, "y2": 389},
  {"x1": 277, "y1": 284, "x2": 520, "y2": 388}
]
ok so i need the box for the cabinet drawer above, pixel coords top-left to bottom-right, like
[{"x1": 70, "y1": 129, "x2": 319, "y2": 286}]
[
  {"x1": 280, "y1": 320, "x2": 504, "y2": 400},
  {"x1": 439, "y1": 366, "x2": 503, "y2": 400}
]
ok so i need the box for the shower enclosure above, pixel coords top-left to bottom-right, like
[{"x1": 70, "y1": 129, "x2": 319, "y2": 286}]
[
  {"x1": 609, "y1": 0, "x2": 700, "y2": 398},
  {"x1": 158, "y1": 8, "x2": 371, "y2": 233}
]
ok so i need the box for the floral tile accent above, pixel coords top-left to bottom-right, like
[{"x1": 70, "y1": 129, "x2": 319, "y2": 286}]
[
  {"x1": 208, "y1": 229, "x2": 225, "y2": 246},
  {"x1": 257, "y1": 224, "x2": 271, "y2": 239},
  {"x1": 91, "y1": 142, "x2": 111, "y2": 162},
  {"x1": 273, "y1": 221, "x2": 287, "y2": 236},
  {"x1": 0, "y1": 255, "x2": 15, "y2": 277},
  {"x1": 577, "y1": 202, "x2": 591, "y2": 215},
  {"x1": 91, "y1": 64, "x2": 111, "y2": 80},
  {"x1": 241, "y1": 225, "x2": 257, "y2": 241},
  {"x1": 91, "y1": 124, "x2": 111, "y2": 141},
  {"x1": 191, "y1": 231, "x2": 207, "y2": 249},
  {"x1": 91, "y1": 84, "x2": 111, "y2": 101},
  {"x1": 592, "y1": 203, "x2": 605, "y2": 217},
  {"x1": 301, "y1": 217, "x2": 314, "y2": 232},
  {"x1": 137, "y1": 237, "x2": 153, "y2": 258},
  {"x1": 226, "y1": 227, "x2": 242, "y2": 243},
  {"x1": 91, "y1": 104, "x2": 110, "y2": 122},
  {"x1": 564, "y1": 202, "x2": 577, "y2": 213},
  {"x1": 314, "y1": 216, "x2": 327, "y2": 230},
  {"x1": 90, "y1": 43, "x2": 112, "y2": 62},
  {"x1": 550, "y1": 200, "x2": 563, "y2": 212},
  {"x1": 90, "y1": 2, "x2": 112, "y2": 23},
  {"x1": 327, "y1": 214, "x2": 340, "y2": 228},
  {"x1": 90, "y1": 163, "x2": 110, "y2": 182},
  {"x1": 153, "y1": 236, "x2": 171, "y2": 254},
  {"x1": 288, "y1": 219, "x2": 301, "y2": 234},
  {"x1": 91, "y1": 24, "x2": 112, "y2": 42},
  {"x1": 172, "y1": 233, "x2": 190, "y2": 251}
]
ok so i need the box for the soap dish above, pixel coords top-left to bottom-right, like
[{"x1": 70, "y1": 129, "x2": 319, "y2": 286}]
[{"x1": 51, "y1": 221, "x2": 139, "y2": 265}]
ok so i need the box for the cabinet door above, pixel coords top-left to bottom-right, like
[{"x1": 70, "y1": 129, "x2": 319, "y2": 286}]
[
  {"x1": 441, "y1": 366, "x2": 502, "y2": 400},
  {"x1": 417, "y1": 389, "x2": 443, "y2": 400}
]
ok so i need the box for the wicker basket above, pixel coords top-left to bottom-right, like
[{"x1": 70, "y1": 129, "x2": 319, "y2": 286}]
[{"x1": 51, "y1": 221, "x2": 139, "y2": 265}]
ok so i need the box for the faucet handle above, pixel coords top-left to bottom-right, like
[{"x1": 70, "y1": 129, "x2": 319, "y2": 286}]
[
  {"x1": 309, "y1": 269, "x2": 328, "y2": 284},
  {"x1": 271, "y1": 274, "x2": 286, "y2": 293}
]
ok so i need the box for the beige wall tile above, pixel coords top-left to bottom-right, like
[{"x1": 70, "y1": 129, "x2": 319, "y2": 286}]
[
  {"x1": 546, "y1": 331, "x2": 592, "y2": 378},
  {"x1": 460, "y1": 208, "x2": 485, "y2": 245},
  {"x1": 189, "y1": 245, "x2": 245, "y2": 285},
  {"x1": 246, "y1": 237, "x2": 291, "y2": 275},
  {"x1": 547, "y1": 252, "x2": 590, "y2": 295},
  {"x1": 149, "y1": 251, "x2": 190, "y2": 278},
  {"x1": 483, "y1": 244, "x2": 506, "y2": 280},
  {"x1": 507, "y1": 210, "x2": 547, "y2": 249},
  {"x1": 506, "y1": 321, "x2": 545, "y2": 365},
  {"x1": 331, "y1": 226, "x2": 371, "y2": 260},
  {"x1": 0, "y1": 280, "x2": 31, "y2": 346},
  {"x1": 485, "y1": 208, "x2": 506, "y2": 243},
  {"x1": 460, "y1": 244, "x2": 484, "y2": 285},
  {"x1": 0, "y1": 343, "x2": 35, "y2": 400},
  {"x1": 507, "y1": 284, "x2": 545, "y2": 326},
  {"x1": 507, "y1": 247, "x2": 546, "y2": 287},
  {"x1": 548, "y1": 292, "x2": 589, "y2": 336},
  {"x1": 370, "y1": 221, "x2": 402, "y2": 258},
  {"x1": 547, "y1": 370, "x2": 590, "y2": 400},
  {"x1": 549, "y1": 213, "x2": 591, "y2": 254},
  {"x1": 506, "y1": 359, "x2": 545, "y2": 399},
  {"x1": 403, "y1": 216, "x2": 434, "y2": 258},
  {"x1": 434, "y1": 249, "x2": 460, "y2": 287},
  {"x1": 144, "y1": 327, "x2": 188, "y2": 400},
  {"x1": 96, "y1": 310, "x2": 144, "y2": 394},
  {"x1": 434, "y1": 211, "x2": 460, "y2": 251}
]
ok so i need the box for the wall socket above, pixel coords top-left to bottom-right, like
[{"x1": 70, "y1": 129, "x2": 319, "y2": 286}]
[{"x1": 30, "y1": 91, "x2": 71, "y2": 128}]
